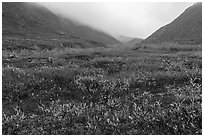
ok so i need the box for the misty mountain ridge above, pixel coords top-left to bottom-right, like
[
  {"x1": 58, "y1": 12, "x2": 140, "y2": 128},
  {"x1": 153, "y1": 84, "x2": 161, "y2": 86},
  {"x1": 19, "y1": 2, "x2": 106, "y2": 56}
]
[
  {"x1": 117, "y1": 35, "x2": 134, "y2": 43},
  {"x1": 117, "y1": 35, "x2": 143, "y2": 45},
  {"x1": 2, "y1": 2, "x2": 120, "y2": 46},
  {"x1": 142, "y1": 2, "x2": 202, "y2": 45},
  {"x1": 126, "y1": 38, "x2": 143, "y2": 45},
  {"x1": 2, "y1": 2, "x2": 202, "y2": 50}
]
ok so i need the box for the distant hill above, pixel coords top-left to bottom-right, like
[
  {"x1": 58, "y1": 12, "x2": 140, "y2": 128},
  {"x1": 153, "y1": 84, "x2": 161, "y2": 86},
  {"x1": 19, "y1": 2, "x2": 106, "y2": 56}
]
[
  {"x1": 142, "y1": 2, "x2": 202, "y2": 45},
  {"x1": 126, "y1": 38, "x2": 143, "y2": 45},
  {"x1": 117, "y1": 35, "x2": 134, "y2": 43},
  {"x1": 117, "y1": 35, "x2": 143, "y2": 44},
  {"x1": 2, "y1": 2, "x2": 119, "y2": 46}
]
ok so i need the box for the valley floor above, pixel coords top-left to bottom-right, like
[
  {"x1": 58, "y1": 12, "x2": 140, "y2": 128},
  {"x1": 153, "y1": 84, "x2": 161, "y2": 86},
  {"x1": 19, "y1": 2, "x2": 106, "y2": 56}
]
[{"x1": 2, "y1": 44, "x2": 202, "y2": 135}]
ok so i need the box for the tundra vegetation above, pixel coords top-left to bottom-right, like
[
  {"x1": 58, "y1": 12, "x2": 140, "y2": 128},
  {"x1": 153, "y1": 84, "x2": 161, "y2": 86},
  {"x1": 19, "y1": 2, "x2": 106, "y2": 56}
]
[{"x1": 2, "y1": 42, "x2": 202, "y2": 135}]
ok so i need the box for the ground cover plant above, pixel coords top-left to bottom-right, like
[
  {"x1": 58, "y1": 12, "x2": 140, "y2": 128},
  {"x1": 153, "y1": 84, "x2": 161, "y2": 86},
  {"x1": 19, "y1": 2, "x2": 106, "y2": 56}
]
[{"x1": 2, "y1": 43, "x2": 202, "y2": 135}]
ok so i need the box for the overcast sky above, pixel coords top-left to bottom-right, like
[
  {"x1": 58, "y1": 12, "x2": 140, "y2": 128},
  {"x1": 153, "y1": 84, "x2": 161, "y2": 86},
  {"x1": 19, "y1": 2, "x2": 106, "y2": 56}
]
[{"x1": 39, "y1": 2, "x2": 194, "y2": 39}]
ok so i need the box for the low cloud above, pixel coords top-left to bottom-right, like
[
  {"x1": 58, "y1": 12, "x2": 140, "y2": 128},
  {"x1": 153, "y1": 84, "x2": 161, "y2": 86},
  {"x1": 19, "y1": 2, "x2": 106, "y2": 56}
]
[{"x1": 39, "y1": 2, "x2": 193, "y2": 39}]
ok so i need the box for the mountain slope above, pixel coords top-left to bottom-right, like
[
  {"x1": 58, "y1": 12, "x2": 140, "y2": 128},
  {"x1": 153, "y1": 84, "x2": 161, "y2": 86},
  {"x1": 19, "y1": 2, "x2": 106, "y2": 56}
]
[
  {"x1": 142, "y1": 2, "x2": 202, "y2": 45},
  {"x1": 117, "y1": 35, "x2": 134, "y2": 43},
  {"x1": 126, "y1": 38, "x2": 143, "y2": 45},
  {"x1": 2, "y1": 2, "x2": 119, "y2": 45},
  {"x1": 117, "y1": 35, "x2": 143, "y2": 45}
]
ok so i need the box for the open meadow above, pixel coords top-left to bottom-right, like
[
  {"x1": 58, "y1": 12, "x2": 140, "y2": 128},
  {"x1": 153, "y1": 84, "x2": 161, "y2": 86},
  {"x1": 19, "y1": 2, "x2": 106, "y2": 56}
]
[{"x1": 2, "y1": 43, "x2": 202, "y2": 135}]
